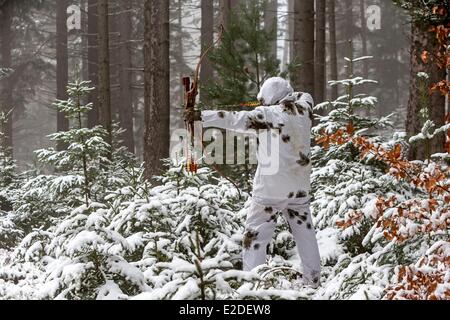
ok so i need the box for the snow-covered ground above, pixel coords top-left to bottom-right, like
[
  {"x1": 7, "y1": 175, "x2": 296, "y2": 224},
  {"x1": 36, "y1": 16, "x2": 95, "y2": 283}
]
[
  {"x1": 0, "y1": 227, "x2": 359, "y2": 300},
  {"x1": 0, "y1": 249, "x2": 44, "y2": 299}
]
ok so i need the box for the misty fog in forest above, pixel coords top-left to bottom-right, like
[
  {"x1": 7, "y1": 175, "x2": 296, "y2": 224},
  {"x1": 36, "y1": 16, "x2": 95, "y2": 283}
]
[{"x1": 2, "y1": 0, "x2": 410, "y2": 168}]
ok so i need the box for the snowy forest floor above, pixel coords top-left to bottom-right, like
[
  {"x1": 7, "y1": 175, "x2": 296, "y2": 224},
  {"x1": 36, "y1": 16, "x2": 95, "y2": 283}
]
[
  {"x1": 0, "y1": 120, "x2": 449, "y2": 300},
  {"x1": 0, "y1": 222, "x2": 357, "y2": 300},
  {"x1": 0, "y1": 75, "x2": 448, "y2": 300}
]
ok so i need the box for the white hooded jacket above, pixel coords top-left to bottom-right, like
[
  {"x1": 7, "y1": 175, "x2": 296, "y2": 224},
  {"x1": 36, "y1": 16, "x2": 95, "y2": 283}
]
[{"x1": 202, "y1": 77, "x2": 314, "y2": 206}]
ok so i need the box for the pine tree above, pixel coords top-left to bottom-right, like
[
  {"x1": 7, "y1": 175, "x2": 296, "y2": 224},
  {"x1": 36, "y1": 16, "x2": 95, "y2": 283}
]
[
  {"x1": 35, "y1": 80, "x2": 111, "y2": 207},
  {"x1": 206, "y1": 0, "x2": 282, "y2": 104},
  {"x1": 141, "y1": 166, "x2": 252, "y2": 300},
  {"x1": 312, "y1": 55, "x2": 397, "y2": 250},
  {"x1": 0, "y1": 107, "x2": 22, "y2": 248},
  {"x1": 393, "y1": 0, "x2": 448, "y2": 159},
  {"x1": 309, "y1": 55, "x2": 449, "y2": 299},
  {"x1": 204, "y1": 0, "x2": 284, "y2": 192},
  {"x1": 2, "y1": 81, "x2": 110, "y2": 235},
  {"x1": 0, "y1": 110, "x2": 15, "y2": 195},
  {"x1": 10, "y1": 162, "x2": 252, "y2": 300},
  {"x1": 7, "y1": 81, "x2": 146, "y2": 300},
  {"x1": 0, "y1": 1, "x2": 14, "y2": 151},
  {"x1": 0, "y1": 68, "x2": 15, "y2": 211}
]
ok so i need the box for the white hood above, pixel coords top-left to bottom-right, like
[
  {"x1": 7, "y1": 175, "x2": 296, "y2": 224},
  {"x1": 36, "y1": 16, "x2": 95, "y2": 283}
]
[{"x1": 257, "y1": 77, "x2": 294, "y2": 106}]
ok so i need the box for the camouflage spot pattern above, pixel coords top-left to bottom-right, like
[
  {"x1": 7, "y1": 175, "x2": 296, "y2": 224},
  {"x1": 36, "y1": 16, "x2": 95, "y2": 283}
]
[
  {"x1": 297, "y1": 151, "x2": 311, "y2": 166},
  {"x1": 282, "y1": 135, "x2": 291, "y2": 143},
  {"x1": 243, "y1": 230, "x2": 259, "y2": 249},
  {"x1": 296, "y1": 190, "x2": 307, "y2": 198}
]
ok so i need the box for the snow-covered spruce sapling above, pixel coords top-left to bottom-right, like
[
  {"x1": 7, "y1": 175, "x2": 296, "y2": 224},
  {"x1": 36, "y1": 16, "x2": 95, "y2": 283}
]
[
  {"x1": 34, "y1": 204, "x2": 148, "y2": 300},
  {"x1": 0, "y1": 110, "x2": 23, "y2": 248},
  {"x1": 9, "y1": 80, "x2": 118, "y2": 234},
  {"x1": 0, "y1": 111, "x2": 16, "y2": 209},
  {"x1": 145, "y1": 169, "x2": 255, "y2": 300},
  {"x1": 314, "y1": 55, "x2": 393, "y2": 165},
  {"x1": 311, "y1": 56, "x2": 401, "y2": 253},
  {"x1": 0, "y1": 211, "x2": 23, "y2": 250},
  {"x1": 0, "y1": 67, "x2": 13, "y2": 79},
  {"x1": 35, "y1": 80, "x2": 111, "y2": 207}
]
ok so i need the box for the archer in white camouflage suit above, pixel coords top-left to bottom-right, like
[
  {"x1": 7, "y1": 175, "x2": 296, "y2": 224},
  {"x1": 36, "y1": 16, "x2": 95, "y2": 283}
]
[{"x1": 196, "y1": 77, "x2": 321, "y2": 287}]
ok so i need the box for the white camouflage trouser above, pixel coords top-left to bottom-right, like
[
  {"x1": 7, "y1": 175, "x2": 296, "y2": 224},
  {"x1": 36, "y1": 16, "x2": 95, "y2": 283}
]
[{"x1": 242, "y1": 200, "x2": 321, "y2": 285}]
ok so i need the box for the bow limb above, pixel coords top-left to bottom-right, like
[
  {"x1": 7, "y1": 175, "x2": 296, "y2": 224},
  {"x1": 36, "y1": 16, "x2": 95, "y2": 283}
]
[
  {"x1": 194, "y1": 25, "x2": 242, "y2": 198},
  {"x1": 184, "y1": 24, "x2": 224, "y2": 174},
  {"x1": 190, "y1": 24, "x2": 224, "y2": 95},
  {"x1": 183, "y1": 25, "x2": 242, "y2": 198}
]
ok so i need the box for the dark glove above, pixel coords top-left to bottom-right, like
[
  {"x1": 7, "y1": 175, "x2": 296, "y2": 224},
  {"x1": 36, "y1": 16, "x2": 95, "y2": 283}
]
[{"x1": 184, "y1": 109, "x2": 202, "y2": 123}]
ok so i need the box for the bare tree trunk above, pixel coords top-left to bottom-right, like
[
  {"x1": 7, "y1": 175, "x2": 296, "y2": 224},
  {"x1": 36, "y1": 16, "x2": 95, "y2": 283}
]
[
  {"x1": 314, "y1": 0, "x2": 326, "y2": 104},
  {"x1": 293, "y1": 0, "x2": 315, "y2": 96},
  {"x1": 56, "y1": 0, "x2": 70, "y2": 151},
  {"x1": 144, "y1": 0, "x2": 170, "y2": 180},
  {"x1": 407, "y1": 23, "x2": 427, "y2": 160},
  {"x1": 343, "y1": 0, "x2": 353, "y2": 43},
  {"x1": 200, "y1": 0, "x2": 214, "y2": 103},
  {"x1": 406, "y1": 23, "x2": 446, "y2": 160},
  {"x1": 87, "y1": 0, "x2": 99, "y2": 128},
  {"x1": 360, "y1": 0, "x2": 371, "y2": 117},
  {"x1": 98, "y1": 0, "x2": 112, "y2": 151},
  {"x1": 329, "y1": 0, "x2": 338, "y2": 100},
  {"x1": 0, "y1": 0, "x2": 13, "y2": 152},
  {"x1": 118, "y1": 0, "x2": 135, "y2": 153},
  {"x1": 172, "y1": 0, "x2": 186, "y2": 130},
  {"x1": 109, "y1": 5, "x2": 120, "y2": 125},
  {"x1": 429, "y1": 69, "x2": 446, "y2": 155},
  {"x1": 219, "y1": 0, "x2": 239, "y2": 30},
  {"x1": 264, "y1": 0, "x2": 278, "y2": 59},
  {"x1": 281, "y1": 0, "x2": 292, "y2": 71},
  {"x1": 288, "y1": 0, "x2": 294, "y2": 64},
  {"x1": 359, "y1": 0, "x2": 368, "y2": 77}
]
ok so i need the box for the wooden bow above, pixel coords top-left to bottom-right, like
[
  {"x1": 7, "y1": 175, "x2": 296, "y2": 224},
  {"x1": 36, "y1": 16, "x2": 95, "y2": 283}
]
[
  {"x1": 182, "y1": 25, "x2": 242, "y2": 198},
  {"x1": 183, "y1": 25, "x2": 224, "y2": 174}
]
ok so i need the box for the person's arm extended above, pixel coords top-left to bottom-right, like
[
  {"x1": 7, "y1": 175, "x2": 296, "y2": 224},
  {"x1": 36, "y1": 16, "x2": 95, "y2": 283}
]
[{"x1": 201, "y1": 108, "x2": 271, "y2": 134}]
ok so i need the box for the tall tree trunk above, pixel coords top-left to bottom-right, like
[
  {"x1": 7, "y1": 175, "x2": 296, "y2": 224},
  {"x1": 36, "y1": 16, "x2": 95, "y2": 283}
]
[
  {"x1": 219, "y1": 0, "x2": 239, "y2": 30},
  {"x1": 406, "y1": 23, "x2": 446, "y2": 160},
  {"x1": 109, "y1": 7, "x2": 120, "y2": 124},
  {"x1": 81, "y1": 0, "x2": 89, "y2": 87},
  {"x1": 360, "y1": 0, "x2": 370, "y2": 117},
  {"x1": 0, "y1": 0, "x2": 13, "y2": 152},
  {"x1": 293, "y1": 0, "x2": 315, "y2": 96},
  {"x1": 314, "y1": 0, "x2": 326, "y2": 104},
  {"x1": 329, "y1": 0, "x2": 338, "y2": 100},
  {"x1": 288, "y1": 0, "x2": 294, "y2": 64},
  {"x1": 144, "y1": 0, "x2": 170, "y2": 180},
  {"x1": 264, "y1": 0, "x2": 278, "y2": 59},
  {"x1": 118, "y1": 0, "x2": 135, "y2": 153},
  {"x1": 341, "y1": 0, "x2": 354, "y2": 81},
  {"x1": 359, "y1": 0, "x2": 368, "y2": 77},
  {"x1": 200, "y1": 0, "x2": 214, "y2": 103},
  {"x1": 281, "y1": 0, "x2": 292, "y2": 71},
  {"x1": 343, "y1": 0, "x2": 353, "y2": 43},
  {"x1": 56, "y1": 0, "x2": 70, "y2": 151},
  {"x1": 174, "y1": 0, "x2": 185, "y2": 130},
  {"x1": 98, "y1": 0, "x2": 112, "y2": 150},
  {"x1": 87, "y1": 0, "x2": 99, "y2": 128}
]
